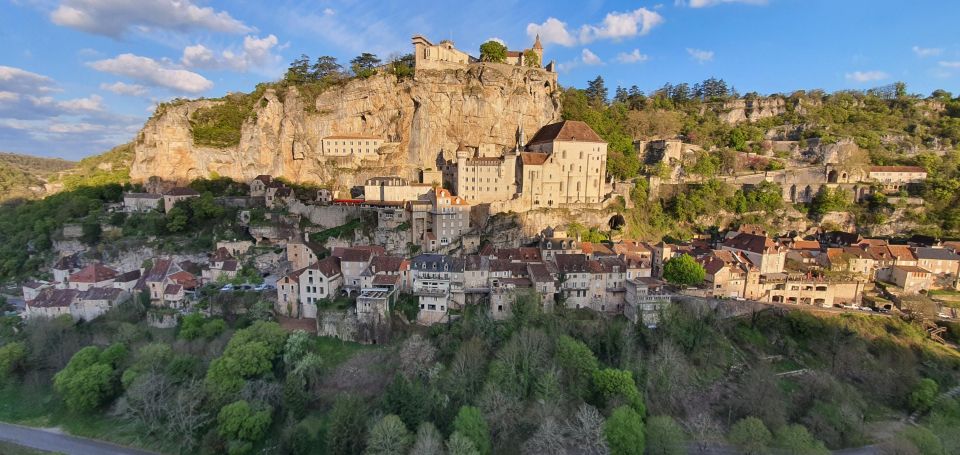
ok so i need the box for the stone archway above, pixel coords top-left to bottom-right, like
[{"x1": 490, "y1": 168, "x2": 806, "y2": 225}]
[
  {"x1": 828, "y1": 170, "x2": 839, "y2": 183},
  {"x1": 803, "y1": 185, "x2": 813, "y2": 201}
]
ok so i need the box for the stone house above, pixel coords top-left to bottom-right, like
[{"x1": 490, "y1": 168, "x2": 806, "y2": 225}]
[
  {"x1": 249, "y1": 175, "x2": 272, "y2": 197},
  {"x1": 363, "y1": 176, "x2": 432, "y2": 202},
  {"x1": 867, "y1": 166, "x2": 927, "y2": 191},
  {"x1": 21, "y1": 281, "x2": 52, "y2": 301},
  {"x1": 424, "y1": 188, "x2": 470, "y2": 252},
  {"x1": 624, "y1": 278, "x2": 671, "y2": 326},
  {"x1": 74, "y1": 287, "x2": 127, "y2": 320},
  {"x1": 24, "y1": 289, "x2": 78, "y2": 319},
  {"x1": 321, "y1": 135, "x2": 383, "y2": 157},
  {"x1": 555, "y1": 254, "x2": 593, "y2": 310},
  {"x1": 51, "y1": 254, "x2": 81, "y2": 285},
  {"x1": 122, "y1": 193, "x2": 162, "y2": 212},
  {"x1": 455, "y1": 145, "x2": 519, "y2": 204},
  {"x1": 720, "y1": 233, "x2": 786, "y2": 275},
  {"x1": 914, "y1": 247, "x2": 960, "y2": 277},
  {"x1": 299, "y1": 257, "x2": 343, "y2": 307},
  {"x1": 276, "y1": 267, "x2": 305, "y2": 318},
  {"x1": 162, "y1": 187, "x2": 200, "y2": 212},
  {"x1": 700, "y1": 250, "x2": 759, "y2": 299},
  {"x1": 203, "y1": 247, "x2": 240, "y2": 283},
  {"x1": 163, "y1": 284, "x2": 185, "y2": 307},
  {"x1": 519, "y1": 120, "x2": 608, "y2": 209},
  {"x1": 890, "y1": 265, "x2": 933, "y2": 295},
  {"x1": 112, "y1": 270, "x2": 142, "y2": 292},
  {"x1": 489, "y1": 278, "x2": 533, "y2": 320},
  {"x1": 332, "y1": 246, "x2": 385, "y2": 293},
  {"x1": 410, "y1": 254, "x2": 464, "y2": 325}
]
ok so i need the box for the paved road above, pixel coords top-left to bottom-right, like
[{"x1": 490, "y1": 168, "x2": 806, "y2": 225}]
[{"x1": 0, "y1": 422, "x2": 157, "y2": 455}]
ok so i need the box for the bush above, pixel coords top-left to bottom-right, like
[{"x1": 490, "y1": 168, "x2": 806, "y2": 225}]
[
  {"x1": 53, "y1": 344, "x2": 126, "y2": 412},
  {"x1": 645, "y1": 415, "x2": 686, "y2": 455},
  {"x1": 593, "y1": 368, "x2": 645, "y2": 414},
  {"x1": 728, "y1": 417, "x2": 772, "y2": 455},
  {"x1": 604, "y1": 406, "x2": 645, "y2": 455},
  {"x1": 453, "y1": 406, "x2": 491, "y2": 455},
  {"x1": 910, "y1": 378, "x2": 939, "y2": 412}
]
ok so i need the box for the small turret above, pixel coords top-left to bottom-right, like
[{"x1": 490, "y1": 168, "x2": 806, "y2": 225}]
[{"x1": 533, "y1": 34, "x2": 543, "y2": 50}]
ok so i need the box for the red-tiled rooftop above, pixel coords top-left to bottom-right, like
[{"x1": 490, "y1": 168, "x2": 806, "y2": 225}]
[
  {"x1": 526, "y1": 120, "x2": 604, "y2": 145},
  {"x1": 69, "y1": 264, "x2": 119, "y2": 283}
]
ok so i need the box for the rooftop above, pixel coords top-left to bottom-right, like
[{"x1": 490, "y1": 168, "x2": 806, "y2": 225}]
[{"x1": 526, "y1": 120, "x2": 605, "y2": 146}]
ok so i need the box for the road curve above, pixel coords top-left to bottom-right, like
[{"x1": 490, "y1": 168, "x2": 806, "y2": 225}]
[{"x1": 0, "y1": 422, "x2": 157, "y2": 455}]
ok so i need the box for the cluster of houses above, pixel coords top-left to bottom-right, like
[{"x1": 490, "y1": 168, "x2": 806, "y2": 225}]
[{"x1": 23, "y1": 243, "x2": 247, "y2": 322}]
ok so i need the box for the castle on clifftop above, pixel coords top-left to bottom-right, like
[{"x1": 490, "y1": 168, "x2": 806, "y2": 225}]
[{"x1": 411, "y1": 34, "x2": 555, "y2": 73}]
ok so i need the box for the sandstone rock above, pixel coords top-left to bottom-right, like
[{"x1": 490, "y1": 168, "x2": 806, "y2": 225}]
[{"x1": 131, "y1": 65, "x2": 561, "y2": 185}]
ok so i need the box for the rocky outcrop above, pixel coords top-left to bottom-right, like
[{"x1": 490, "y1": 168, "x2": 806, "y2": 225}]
[
  {"x1": 130, "y1": 64, "x2": 561, "y2": 186},
  {"x1": 717, "y1": 97, "x2": 788, "y2": 124}
]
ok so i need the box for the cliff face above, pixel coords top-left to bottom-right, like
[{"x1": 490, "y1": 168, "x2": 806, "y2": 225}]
[{"x1": 130, "y1": 64, "x2": 561, "y2": 185}]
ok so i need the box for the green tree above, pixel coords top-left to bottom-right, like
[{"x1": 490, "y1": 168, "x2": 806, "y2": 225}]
[
  {"x1": 53, "y1": 345, "x2": 125, "y2": 413},
  {"x1": 447, "y1": 431, "x2": 481, "y2": 455},
  {"x1": 165, "y1": 206, "x2": 188, "y2": 233},
  {"x1": 310, "y1": 56, "x2": 342, "y2": 81},
  {"x1": 328, "y1": 395, "x2": 368, "y2": 455},
  {"x1": 729, "y1": 128, "x2": 748, "y2": 151},
  {"x1": 0, "y1": 342, "x2": 27, "y2": 380},
  {"x1": 285, "y1": 54, "x2": 312, "y2": 83},
  {"x1": 586, "y1": 76, "x2": 609, "y2": 108},
  {"x1": 593, "y1": 368, "x2": 645, "y2": 414},
  {"x1": 645, "y1": 415, "x2": 686, "y2": 455},
  {"x1": 479, "y1": 41, "x2": 507, "y2": 63},
  {"x1": 663, "y1": 254, "x2": 705, "y2": 287},
  {"x1": 366, "y1": 414, "x2": 412, "y2": 455},
  {"x1": 453, "y1": 406, "x2": 491, "y2": 455},
  {"x1": 351, "y1": 53, "x2": 381, "y2": 78},
  {"x1": 728, "y1": 417, "x2": 772, "y2": 455},
  {"x1": 383, "y1": 374, "x2": 432, "y2": 429},
  {"x1": 910, "y1": 378, "x2": 940, "y2": 412},
  {"x1": 604, "y1": 406, "x2": 645, "y2": 455},
  {"x1": 774, "y1": 424, "x2": 829, "y2": 455},
  {"x1": 217, "y1": 400, "x2": 272, "y2": 443},
  {"x1": 556, "y1": 335, "x2": 600, "y2": 400},
  {"x1": 523, "y1": 49, "x2": 540, "y2": 67}
]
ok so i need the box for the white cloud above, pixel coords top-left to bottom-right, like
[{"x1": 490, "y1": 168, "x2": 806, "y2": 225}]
[
  {"x1": 844, "y1": 70, "x2": 889, "y2": 83},
  {"x1": 0, "y1": 65, "x2": 57, "y2": 93},
  {"x1": 912, "y1": 46, "x2": 943, "y2": 58},
  {"x1": 686, "y1": 48, "x2": 714, "y2": 63},
  {"x1": 938, "y1": 61, "x2": 960, "y2": 68},
  {"x1": 579, "y1": 8, "x2": 664, "y2": 43},
  {"x1": 55, "y1": 94, "x2": 104, "y2": 112},
  {"x1": 581, "y1": 48, "x2": 603, "y2": 65},
  {"x1": 100, "y1": 82, "x2": 148, "y2": 96},
  {"x1": 323, "y1": 8, "x2": 335, "y2": 16},
  {"x1": 526, "y1": 18, "x2": 577, "y2": 47},
  {"x1": 616, "y1": 49, "x2": 648, "y2": 63},
  {"x1": 89, "y1": 53, "x2": 213, "y2": 93},
  {"x1": 50, "y1": 0, "x2": 253, "y2": 37},
  {"x1": 681, "y1": 0, "x2": 769, "y2": 7},
  {"x1": 181, "y1": 35, "x2": 281, "y2": 73},
  {"x1": 48, "y1": 122, "x2": 105, "y2": 134}
]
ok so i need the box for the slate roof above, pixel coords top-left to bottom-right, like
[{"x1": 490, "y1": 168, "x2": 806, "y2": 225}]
[
  {"x1": 410, "y1": 254, "x2": 465, "y2": 272},
  {"x1": 164, "y1": 187, "x2": 200, "y2": 196},
  {"x1": 915, "y1": 247, "x2": 960, "y2": 261},
  {"x1": 164, "y1": 284, "x2": 183, "y2": 296},
  {"x1": 526, "y1": 120, "x2": 604, "y2": 146},
  {"x1": 78, "y1": 287, "x2": 123, "y2": 301},
  {"x1": 527, "y1": 263, "x2": 555, "y2": 283},
  {"x1": 114, "y1": 270, "x2": 141, "y2": 283},
  {"x1": 555, "y1": 254, "x2": 591, "y2": 273}
]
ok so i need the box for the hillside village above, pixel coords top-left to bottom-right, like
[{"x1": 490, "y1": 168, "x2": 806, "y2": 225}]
[{"x1": 5, "y1": 31, "x2": 960, "y2": 455}]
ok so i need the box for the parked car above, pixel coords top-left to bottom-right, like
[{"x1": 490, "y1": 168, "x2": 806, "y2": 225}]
[
  {"x1": 220, "y1": 284, "x2": 234, "y2": 292},
  {"x1": 255, "y1": 283, "x2": 276, "y2": 291},
  {"x1": 239, "y1": 284, "x2": 254, "y2": 291}
]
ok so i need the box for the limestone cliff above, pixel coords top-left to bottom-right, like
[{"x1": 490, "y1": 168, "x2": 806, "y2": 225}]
[{"x1": 130, "y1": 64, "x2": 561, "y2": 186}]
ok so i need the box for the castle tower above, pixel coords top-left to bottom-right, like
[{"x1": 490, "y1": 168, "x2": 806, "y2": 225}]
[{"x1": 532, "y1": 34, "x2": 544, "y2": 65}]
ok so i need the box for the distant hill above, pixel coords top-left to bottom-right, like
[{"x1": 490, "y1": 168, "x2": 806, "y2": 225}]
[
  {"x1": 0, "y1": 144, "x2": 134, "y2": 203},
  {"x1": 0, "y1": 152, "x2": 75, "y2": 202}
]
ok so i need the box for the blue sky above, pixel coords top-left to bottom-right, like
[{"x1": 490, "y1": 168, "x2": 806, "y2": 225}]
[{"x1": 2, "y1": 0, "x2": 959, "y2": 160}]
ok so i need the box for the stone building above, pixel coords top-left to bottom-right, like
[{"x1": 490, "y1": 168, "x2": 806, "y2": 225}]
[
  {"x1": 162, "y1": 187, "x2": 200, "y2": 212},
  {"x1": 411, "y1": 35, "x2": 474, "y2": 70},
  {"x1": 866, "y1": 166, "x2": 927, "y2": 191},
  {"x1": 122, "y1": 193, "x2": 162, "y2": 212},
  {"x1": 519, "y1": 120, "x2": 608, "y2": 209},
  {"x1": 454, "y1": 145, "x2": 518, "y2": 204},
  {"x1": 299, "y1": 257, "x2": 343, "y2": 307},
  {"x1": 363, "y1": 176, "x2": 433, "y2": 202},
  {"x1": 504, "y1": 35, "x2": 544, "y2": 67},
  {"x1": 423, "y1": 188, "x2": 470, "y2": 252},
  {"x1": 321, "y1": 135, "x2": 383, "y2": 157}
]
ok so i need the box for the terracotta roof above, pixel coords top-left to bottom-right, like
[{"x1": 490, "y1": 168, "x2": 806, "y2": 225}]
[
  {"x1": 219, "y1": 260, "x2": 239, "y2": 272},
  {"x1": 491, "y1": 247, "x2": 541, "y2": 263},
  {"x1": 254, "y1": 175, "x2": 272, "y2": 184},
  {"x1": 308, "y1": 256, "x2": 342, "y2": 278},
  {"x1": 164, "y1": 187, "x2": 199, "y2": 196},
  {"x1": 282, "y1": 267, "x2": 307, "y2": 284},
  {"x1": 372, "y1": 274, "x2": 401, "y2": 286},
  {"x1": 69, "y1": 264, "x2": 119, "y2": 283},
  {"x1": 143, "y1": 259, "x2": 173, "y2": 283},
  {"x1": 167, "y1": 271, "x2": 198, "y2": 289},
  {"x1": 434, "y1": 187, "x2": 469, "y2": 206},
  {"x1": 211, "y1": 247, "x2": 234, "y2": 262},
  {"x1": 526, "y1": 120, "x2": 605, "y2": 146},
  {"x1": 29, "y1": 289, "x2": 79, "y2": 308},
  {"x1": 792, "y1": 240, "x2": 821, "y2": 250},
  {"x1": 164, "y1": 284, "x2": 183, "y2": 296},
  {"x1": 333, "y1": 247, "x2": 380, "y2": 263},
  {"x1": 887, "y1": 245, "x2": 917, "y2": 261},
  {"x1": 370, "y1": 255, "x2": 406, "y2": 273},
  {"x1": 582, "y1": 242, "x2": 615, "y2": 256},
  {"x1": 894, "y1": 265, "x2": 931, "y2": 274},
  {"x1": 722, "y1": 233, "x2": 781, "y2": 255},
  {"x1": 868, "y1": 166, "x2": 926, "y2": 173},
  {"x1": 520, "y1": 152, "x2": 550, "y2": 165}
]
